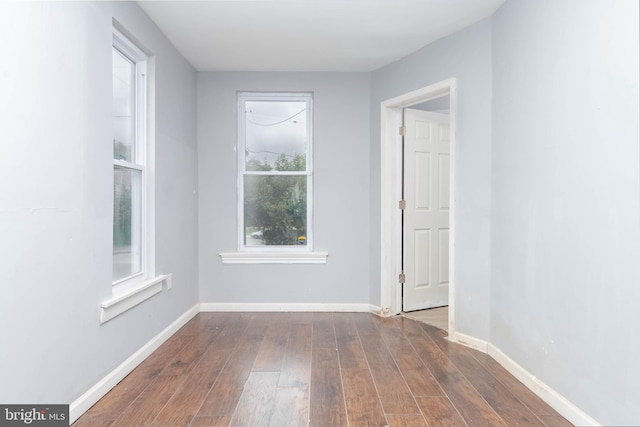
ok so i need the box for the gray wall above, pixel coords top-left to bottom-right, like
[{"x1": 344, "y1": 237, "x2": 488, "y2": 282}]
[
  {"x1": 370, "y1": 18, "x2": 494, "y2": 340},
  {"x1": 0, "y1": 1, "x2": 198, "y2": 404},
  {"x1": 2, "y1": 1, "x2": 639, "y2": 424},
  {"x1": 491, "y1": 0, "x2": 640, "y2": 424},
  {"x1": 198, "y1": 72, "x2": 371, "y2": 304}
]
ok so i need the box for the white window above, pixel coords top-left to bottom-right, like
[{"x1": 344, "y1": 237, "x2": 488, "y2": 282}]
[
  {"x1": 112, "y1": 29, "x2": 150, "y2": 286},
  {"x1": 101, "y1": 27, "x2": 166, "y2": 324},
  {"x1": 238, "y1": 92, "x2": 313, "y2": 251}
]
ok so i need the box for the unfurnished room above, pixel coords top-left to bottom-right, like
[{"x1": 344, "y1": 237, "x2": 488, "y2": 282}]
[{"x1": 0, "y1": 0, "x2": 638, "y2": 426}]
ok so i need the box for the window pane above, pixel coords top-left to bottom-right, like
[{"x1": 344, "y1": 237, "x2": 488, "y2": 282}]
[
  {"x1": 113, "y1": 166, "x2": 142, "y2": 282},
  {"x1": 244, "y1": 175, "x2": 307, "y2": 246},
  {"x1": 245, "y1": 101, "x2": 307, "y2": 171},
  {"x1": 112, "y1": 48, "x2": 135, "y2": 162}
]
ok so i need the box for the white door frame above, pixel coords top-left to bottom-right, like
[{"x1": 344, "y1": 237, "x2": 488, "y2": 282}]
[{"x1": 379, "y1": 78, "x2": 457, "y2": 337}]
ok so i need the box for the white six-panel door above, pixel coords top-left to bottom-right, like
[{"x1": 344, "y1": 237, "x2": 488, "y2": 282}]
[{"x1": 403, "y1": 108, "x2": 450, "y2": 312}]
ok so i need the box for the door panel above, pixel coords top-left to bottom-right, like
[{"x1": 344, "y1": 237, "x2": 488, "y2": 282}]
[
  {"x1": 414, "y1": 229, "x2": 430, "y2": 287},
  {"x1": 403, "y1": 109, "x2": 450, "y2": 312},
  {"x1": 415, "y1": 153, "x2": 431, "y2": 209},
  {"x1": 438, "y1": 229, "x2": 449, "y2": 285},
  {"x1": 438, "y1": 154, "x2": 450, "y2": 210}
]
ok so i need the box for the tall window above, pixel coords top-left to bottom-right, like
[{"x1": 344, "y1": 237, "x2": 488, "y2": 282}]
[
  {"x1": 238, "y1": 92, "x2": 313, "y2": 250},
  {"x1": 112, "y1": 29, "x2": 148, "y2": 284}
]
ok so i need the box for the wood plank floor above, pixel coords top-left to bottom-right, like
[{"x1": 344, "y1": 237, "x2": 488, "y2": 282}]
[
  {"x1": 402, "y1": 307, "x2": 448, "y2": 332},
  {"x1": 74, "y1": 313, "x2": 572, "y2": 427}
]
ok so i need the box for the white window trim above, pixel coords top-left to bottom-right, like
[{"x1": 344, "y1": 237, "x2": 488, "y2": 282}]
[
  {"x1": 101, "y1": 26, "x2": 165, "y2": 323},
  {"x1": 221, "y1": 92, "x2": 327, "y2": 264},
  {"x1": 112, "y1": 28, "x2": 149, "y2": 289},
  {"x1": 219, "y1": 251, "x2": 328, "y2": 264},
  {"x1": 100, "y1": 274, "x2": 172, "y2": 324}
]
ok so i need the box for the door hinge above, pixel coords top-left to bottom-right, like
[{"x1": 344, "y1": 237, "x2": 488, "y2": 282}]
[
  {"x1": 399, "y1": 199, "x2": 406, "y2": 210},
  {"x1": 399, "y1": 126, "x2": 406, "y2": 137},
  {"x1": 398, "y1": 272, "x2": 406, "y2": 284}
]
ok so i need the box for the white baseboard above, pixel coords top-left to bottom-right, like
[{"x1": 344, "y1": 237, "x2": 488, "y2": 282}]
[
  {"x1": 487, "y1": 343, "x2": 600, "y2": 427},
  {"x1": 199, "y1": 302, "x2": 381, "y2": 313},
  {"x1": 448, "y1": 332, "x2": 599, "y2": 426},
  {"x1": 70, "y1": 303, "x2": 599, "y2": 427},
  {"x1": 69, "y1": 304, "x2": 200, "y2": 424},
  {"x1": 70, "y1": 302, "x2": 378, "y2": 422},
  {"x1": 451, "y1": 331, "x2": 489, "y2": 353}
]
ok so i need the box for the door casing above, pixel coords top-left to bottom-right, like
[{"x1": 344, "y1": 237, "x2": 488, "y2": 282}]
[{"x1": 379, "y1": 78, "x2": 457, "y2": 337}]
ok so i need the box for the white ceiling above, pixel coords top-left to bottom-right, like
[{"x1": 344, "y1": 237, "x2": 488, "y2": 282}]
[{"x1": 137, "y1": 0, "x2": 506, "y2": 72}]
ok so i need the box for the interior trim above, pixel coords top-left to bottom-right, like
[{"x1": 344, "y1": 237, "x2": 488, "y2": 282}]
[{"x1": 219, "y1": 251, "x2": 328, "y2": 264}]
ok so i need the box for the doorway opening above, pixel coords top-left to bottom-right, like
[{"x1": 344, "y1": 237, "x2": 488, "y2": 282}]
[{"x1": 380, "y1": 78, "x2": 457, "y2": 337}]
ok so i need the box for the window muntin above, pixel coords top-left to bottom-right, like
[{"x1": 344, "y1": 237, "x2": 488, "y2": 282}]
[
  {"x1": 238, "y1": 93, "x2": 313, "y2": 250},
  {"x1": 112, "y1": 31, "x2": 147, "y2": 285}
]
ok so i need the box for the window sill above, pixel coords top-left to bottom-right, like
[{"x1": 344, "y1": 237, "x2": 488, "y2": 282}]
[
  {"x1": 219, "y1": 252, "x2": 328, "y2": 264},
  {"x1": 100, "y1": 274, "x2": 171, "y2": 324}
]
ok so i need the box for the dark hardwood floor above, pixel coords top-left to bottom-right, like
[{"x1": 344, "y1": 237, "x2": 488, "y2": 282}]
[{"x1": 73, "y1": 312, "x2": 572, "y2": 427}]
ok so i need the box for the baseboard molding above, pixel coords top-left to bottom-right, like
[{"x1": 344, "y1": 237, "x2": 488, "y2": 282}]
[
  {"x1": 70, "y1": 302, "x2": 377, "y2": 422},
  {"x1": 70, "y1": 303, "x2": 598, "y2": 427},
  {"x1": 200, "y1": 302, "x2": 381, "y2": 313},
  {"x1": 448, "y1": 332, "x2": 598, "y2": 426},
  {"x1": 69, "y1": 304, "x2": 200, "y2": 424},
  {"x1": 451, "y1": 331, "x2": 489, "y2": 353},
  {"x1": 487, "y1": 343, "x2": 601, "y2": 427}
]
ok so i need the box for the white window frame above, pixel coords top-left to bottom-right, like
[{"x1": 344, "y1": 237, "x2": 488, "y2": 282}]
[
  {"x1": 238, "y1": 92, "x2": 313, "y2": 252},
  {"x1": 101, "y1": 27, "x2": 167, "y2": 324},
  {"x1": 112, "y1": 28, "x2": 149, "y2": 289},
  {"x1": 220, "y1": 92, "x2": 327, "y2": 264}
]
